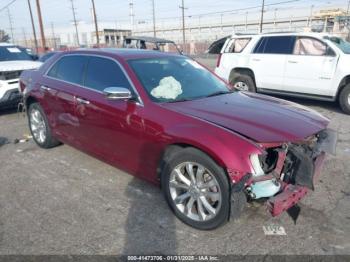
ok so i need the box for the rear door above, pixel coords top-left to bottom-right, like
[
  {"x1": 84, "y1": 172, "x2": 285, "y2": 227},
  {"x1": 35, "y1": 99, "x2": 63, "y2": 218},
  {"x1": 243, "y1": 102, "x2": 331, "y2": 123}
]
[
  {"x1": 41, "y1": 55, "x2": 88, "y2": 143},
  {"x1": 249, "y1": 36, "x2": 295, "y2": 90},
  {"x1": 73, "y1": 56, "x2": 144, "y2": 173},
  {"x1": 283, "y1": 36, "x2": 338, "y2": 96},
  {"x1": 218, "y1": 37, "x2": 251, "y2": 80}
]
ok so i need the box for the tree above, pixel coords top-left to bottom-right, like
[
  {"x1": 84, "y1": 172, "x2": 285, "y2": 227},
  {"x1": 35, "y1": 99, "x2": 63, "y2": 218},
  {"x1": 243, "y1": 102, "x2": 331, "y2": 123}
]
[{"x1": 0, "y1": 30, "x2": 10, "y2": 42}]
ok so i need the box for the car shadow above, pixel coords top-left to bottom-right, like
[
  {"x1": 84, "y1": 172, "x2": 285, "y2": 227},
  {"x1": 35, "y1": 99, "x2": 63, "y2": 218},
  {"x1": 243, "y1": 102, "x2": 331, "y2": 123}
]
[
  {"x1": 271, "y1": 95, "x2": 345, "y2": 114},
  {"x1": 0, "y1": 107, "x2": 18, "y2": 116},
  {"x1": 122, "y1": 178, "x2": 178, "y2": 255}
]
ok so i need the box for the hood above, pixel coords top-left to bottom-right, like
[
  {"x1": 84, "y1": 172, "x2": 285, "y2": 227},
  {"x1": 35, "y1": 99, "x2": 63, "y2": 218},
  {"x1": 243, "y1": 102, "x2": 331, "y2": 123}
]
[
  {"x1": 162, "y1": 92, "x2": 329, "y2": 143},
  {"x1": 0, "y1": 60, "x2": 42, "y2": 72}
]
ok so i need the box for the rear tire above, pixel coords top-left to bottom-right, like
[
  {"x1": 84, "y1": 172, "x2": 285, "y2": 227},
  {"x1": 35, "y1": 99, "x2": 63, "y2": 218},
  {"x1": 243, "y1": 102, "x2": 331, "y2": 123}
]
[
  {"x1": 339, "y1": 84, "x2": 350, "y2": 115},
  {"x1": 28, "y1": 102, "x2": 60, "y2": 148},
  {"x1": 161, "y1": 147, "x2": 230, "y2": 230},
  {"x1": 230, "y1": 73, "x2": 256, "y2": 92}
]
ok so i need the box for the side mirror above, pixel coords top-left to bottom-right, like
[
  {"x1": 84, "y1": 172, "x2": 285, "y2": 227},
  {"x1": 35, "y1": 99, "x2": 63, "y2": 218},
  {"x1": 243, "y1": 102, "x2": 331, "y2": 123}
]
[{"x1": 103, "y1": 87, "x2": 132, "y2": 100}]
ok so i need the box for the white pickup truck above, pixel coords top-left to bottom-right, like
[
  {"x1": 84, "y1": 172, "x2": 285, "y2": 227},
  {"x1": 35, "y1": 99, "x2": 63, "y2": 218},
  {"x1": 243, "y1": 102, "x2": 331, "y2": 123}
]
[
  {"x1": 214, "y1": 32, "x2": 350, "y2": 114},
  {"x1": 0, "y1": 43, "x2": 42, "y2": 109}
]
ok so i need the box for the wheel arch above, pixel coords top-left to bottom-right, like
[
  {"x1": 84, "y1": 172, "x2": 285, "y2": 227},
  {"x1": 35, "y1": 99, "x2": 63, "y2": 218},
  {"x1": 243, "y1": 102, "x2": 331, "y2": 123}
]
[
  {"x1": 25, "y1": 95, "x2": 39, "y2": 110},
  {"x1": 157, "y1": 143, "x2": 231, "y2": 187},
  {"x1": 336, "y1": 74, "x2": 350, "y2": 100},
  {"x1": 229, "y1": 67, "x2": 256, "y2": 85}
]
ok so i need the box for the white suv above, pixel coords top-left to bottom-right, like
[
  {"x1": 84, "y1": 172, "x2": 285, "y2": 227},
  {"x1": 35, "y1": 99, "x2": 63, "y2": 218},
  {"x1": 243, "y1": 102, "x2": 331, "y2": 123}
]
[
  {"x1": 214, "y1": 32, "x2": 350, "y2": 114},
  {"x1": 0, "y1": 43, "x2": 42, "y2": 109}
]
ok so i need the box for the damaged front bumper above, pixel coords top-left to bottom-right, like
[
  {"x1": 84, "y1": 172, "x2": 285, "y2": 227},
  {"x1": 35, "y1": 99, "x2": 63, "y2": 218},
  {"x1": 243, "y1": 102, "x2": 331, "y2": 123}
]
[{"x1": 248, "y1": 128, "x2": 337, "y2": 217}]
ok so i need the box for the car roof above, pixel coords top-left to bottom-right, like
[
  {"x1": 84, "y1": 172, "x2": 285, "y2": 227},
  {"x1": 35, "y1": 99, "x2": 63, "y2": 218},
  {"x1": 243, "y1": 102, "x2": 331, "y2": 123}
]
[
  {"x1": 60, "y1": 48, "x2": 183, "y2": 60},
  {"x1": 0, "y1": 42, "x2": 16, "y2": 47},
  {"x1": 230, "y1": 32, "x2": 332, "y2": 39},
  {"x1": 124, "y1": 36, "x2": 175, "y2": 44}
]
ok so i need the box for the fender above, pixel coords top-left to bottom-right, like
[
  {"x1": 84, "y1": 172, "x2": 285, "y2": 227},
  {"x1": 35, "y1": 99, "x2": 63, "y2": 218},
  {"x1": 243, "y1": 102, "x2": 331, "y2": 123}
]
[{"x1": 164, "y1": 122, "x2": 263, "y2": 182}]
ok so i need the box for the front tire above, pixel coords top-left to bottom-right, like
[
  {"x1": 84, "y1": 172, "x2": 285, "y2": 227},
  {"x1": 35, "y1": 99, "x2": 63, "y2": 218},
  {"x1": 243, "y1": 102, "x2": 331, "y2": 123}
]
[
  {"x1": 28, "y1": 102, "x2": 60, "y2": 148},
  {"x1": 230, "y1": 73, "x2": 256, "y2": 92},
  {"x1": 161, "y1": 147, "x2": 230, "y2": 230},
  {"x1": 339, "y1": 84, "x2": 350, "y2": 115}
]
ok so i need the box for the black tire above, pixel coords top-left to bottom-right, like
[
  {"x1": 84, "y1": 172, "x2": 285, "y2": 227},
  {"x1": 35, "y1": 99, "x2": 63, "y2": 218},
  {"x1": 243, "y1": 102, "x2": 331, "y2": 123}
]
[
  {"x1": 339, "y1": 84, "x2": 350, "y2": 115},
  {"x1": 28, "y1": 102, "x2": 60, "y2": 148},
  {"x1": 161, "y1": 147, "x2": 230, "y2": 230},
  {"x1": 230, "y1": 73, "x2": 256, "y2": 92}
]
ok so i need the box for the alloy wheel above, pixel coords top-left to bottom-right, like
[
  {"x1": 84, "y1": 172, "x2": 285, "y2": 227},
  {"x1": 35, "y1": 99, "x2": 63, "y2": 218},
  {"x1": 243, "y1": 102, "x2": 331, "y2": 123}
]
[
  {"x1": 30, "y1": 108, "x2": 47, "y2": 144},
  {"x1": 169, "y1": 162, "x2": 222, "y2": 222},
  {"x1": 234, "y1": 81, "x2": 249, "y2": 91}
]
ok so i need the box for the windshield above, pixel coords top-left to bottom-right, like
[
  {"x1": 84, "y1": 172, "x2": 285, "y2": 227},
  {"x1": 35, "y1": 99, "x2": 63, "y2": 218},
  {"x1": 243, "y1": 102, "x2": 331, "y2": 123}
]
[
  {"x1": 0, "y1": 46, "x2": 34, "y2": 61},
  {"x1": 325, "y1": 36, "x2": 350, "y2": 54},
  {"x1": 128, "y1": 57, "x2": 230, "y2": 102}
]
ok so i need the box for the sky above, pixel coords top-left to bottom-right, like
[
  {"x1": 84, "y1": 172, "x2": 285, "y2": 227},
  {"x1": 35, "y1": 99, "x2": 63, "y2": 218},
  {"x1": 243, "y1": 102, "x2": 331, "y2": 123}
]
[{"x1": 0, "y1": 0, "x2": 348, "y2": 41}]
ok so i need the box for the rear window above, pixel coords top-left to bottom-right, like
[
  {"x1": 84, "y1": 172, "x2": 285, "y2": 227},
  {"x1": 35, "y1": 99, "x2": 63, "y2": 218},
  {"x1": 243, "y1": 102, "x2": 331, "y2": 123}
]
[
  {"x1": 0, "y1": 46, "x2": 34, "y2": 61},
  {"x1": 254, "y1": 36, "x2": 295, "y2": 54},
  {"x1": 47, "y1": 55, "x2": 88, "y2": 85},
  {"x1": 224, "y1": 38, "x2": 251, "y2": 53}
]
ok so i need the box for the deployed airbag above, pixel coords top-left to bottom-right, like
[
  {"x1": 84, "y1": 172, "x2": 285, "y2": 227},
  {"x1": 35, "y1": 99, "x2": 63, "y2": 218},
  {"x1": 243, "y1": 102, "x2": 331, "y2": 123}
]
[{"x1": 151, "y1": 76, "x2": 182, "y2": 100}]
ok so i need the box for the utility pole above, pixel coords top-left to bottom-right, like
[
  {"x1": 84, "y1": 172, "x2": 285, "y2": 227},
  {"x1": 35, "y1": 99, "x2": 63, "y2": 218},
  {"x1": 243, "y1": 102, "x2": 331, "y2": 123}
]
[
  {"x1": 7, "y1": 8, "x2": 14, "y2": 44},
  {"x1": 259, "y1": 0, "x2": 265, "y2": 33},
  {"x1": 22, "y1": 28, "x2": 28, "y2": 46},
  {"x1": 308, "y1": 5, "x2": 314, "y2": 27},
  {"x1": 274, "y1": 8, "x2": 277, "y2": 29},
  {"x1": 27, "y1": 0, "x2": 39, "y2": 54},
  {"x1": 51, "y1": 22, "x2": 57, "y2": 49},
  {"x1": 36, "y1": 0, "x2": 46, "y2": 51},
  {"x1": 91, "y1": 0, "x2": 99, "y2": 46},
  {"x1": 347, "y1": 0, "x2": 350, "y2": 15},
  {"x1": 179, "y1": 0, "x2": 186, "y2": 53},
  {"x1": 129, "y1": 0, "x2": 135, "y2": 32},
  {"x1": 69, "y1": 0, "x2": 80, "y2": 46},
  {"x1": 152, "y1": 0, "x2": 156, "y2": 37}
]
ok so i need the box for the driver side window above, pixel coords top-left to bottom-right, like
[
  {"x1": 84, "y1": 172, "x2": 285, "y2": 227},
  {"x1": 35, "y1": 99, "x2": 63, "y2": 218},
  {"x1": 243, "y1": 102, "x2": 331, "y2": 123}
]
[{"x1": 293, "y1": 37, "x2": 327, "y2": 56}]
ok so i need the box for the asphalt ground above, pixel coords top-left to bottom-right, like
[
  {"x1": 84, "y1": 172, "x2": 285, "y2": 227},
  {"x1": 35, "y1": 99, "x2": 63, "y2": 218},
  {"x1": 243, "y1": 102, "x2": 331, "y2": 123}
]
[{"x1": 0, "y1": 61, "x2": 349, "y2": 256}]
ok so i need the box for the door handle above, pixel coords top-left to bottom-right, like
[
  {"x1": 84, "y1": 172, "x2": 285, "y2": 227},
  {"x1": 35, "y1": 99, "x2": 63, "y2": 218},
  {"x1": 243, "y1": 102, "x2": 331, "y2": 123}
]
[
  {"x1": 76, "y1": 97, "x2": 90, "y2": 105},
  {"x1": 40, "y1": 85, "x2": 51, "y2": 91},
  {"x1": 252, "y1": 58, "x2": 261, "y2": 62},
  {"x1": 288, "y1": 60, "x2": 298, "y2": 64}
]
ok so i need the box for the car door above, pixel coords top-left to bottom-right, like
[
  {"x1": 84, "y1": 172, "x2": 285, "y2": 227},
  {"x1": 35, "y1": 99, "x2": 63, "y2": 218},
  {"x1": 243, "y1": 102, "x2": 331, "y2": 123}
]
[
  {"x1": 249, "y1": 36, "x2": 295, "y2": 90},
  {"x1": 283, "y1": 36, "x2": 338, "y2": 96},
  {"x1": 217, "y1": 37, "x2": 251, "y2": 81},
  {"x1": 41, "y1": 55, "x2": 88, "y2": 143},
  {"x1": 73, "y1": 55, "x2": 144, "y2": 174}
]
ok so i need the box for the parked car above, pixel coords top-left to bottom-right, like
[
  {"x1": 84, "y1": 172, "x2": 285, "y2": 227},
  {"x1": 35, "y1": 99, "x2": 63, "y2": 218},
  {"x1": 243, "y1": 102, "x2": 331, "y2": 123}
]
[
  {"x1": 123, "y1": 36, "x2": 182, "y2": 54},
  {"x1": 19, "y1": 49, "x2": 336, "y2": 229},
  {"x1": 0, "y1": 43, "x2": 42, "y2": 109},
  {"x1": 38, "y1": 51, "x2": 60, "y2": 63},
  {"x1": 214, "y1": 32, "x2": 350, "y2": 114}
]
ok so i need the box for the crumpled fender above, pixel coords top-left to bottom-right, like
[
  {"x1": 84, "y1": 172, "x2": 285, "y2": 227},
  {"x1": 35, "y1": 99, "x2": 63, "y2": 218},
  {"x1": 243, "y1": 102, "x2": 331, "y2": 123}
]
[{"x1": 164, "y1": 122, "x2": 263, "y2": 182}]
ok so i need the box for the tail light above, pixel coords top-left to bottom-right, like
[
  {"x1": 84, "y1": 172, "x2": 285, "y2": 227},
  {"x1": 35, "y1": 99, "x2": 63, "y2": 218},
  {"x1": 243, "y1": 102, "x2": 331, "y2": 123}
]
[
  {"x1": 19, "y1": 80, "x2": 26, "y2": 93},
  {"x1": 216, "y1": 53, "x2": 222, "y2": 68}
]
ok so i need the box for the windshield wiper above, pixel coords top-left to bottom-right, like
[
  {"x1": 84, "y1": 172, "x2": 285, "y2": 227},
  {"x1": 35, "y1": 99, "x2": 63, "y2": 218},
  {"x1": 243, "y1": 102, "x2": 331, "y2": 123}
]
[
  {"x1": 205, "y1": 90, "x2": 231, "y2": 98},
  {"x1": 167, "y1": 98, "x2": 192, "y2": 103}
]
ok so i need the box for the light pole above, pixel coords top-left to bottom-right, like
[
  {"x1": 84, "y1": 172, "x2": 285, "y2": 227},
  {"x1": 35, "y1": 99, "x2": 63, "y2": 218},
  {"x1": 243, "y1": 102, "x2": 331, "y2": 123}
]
[{"x1": 259, "y1": 0, "x2": 265, "y2": 33}]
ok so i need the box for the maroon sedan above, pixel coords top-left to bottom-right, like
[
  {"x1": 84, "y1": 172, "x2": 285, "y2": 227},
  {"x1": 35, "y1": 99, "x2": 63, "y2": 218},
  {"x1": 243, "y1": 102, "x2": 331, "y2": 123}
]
[{"x1": 19, "y1": 49, "x2": 336, "y2": 229}]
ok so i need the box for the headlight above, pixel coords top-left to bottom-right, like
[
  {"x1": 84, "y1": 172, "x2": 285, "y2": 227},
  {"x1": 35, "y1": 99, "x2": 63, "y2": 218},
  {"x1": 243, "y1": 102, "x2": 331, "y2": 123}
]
[{"x1": 250, "y1": 154, "x2": 265, "y2": 177}]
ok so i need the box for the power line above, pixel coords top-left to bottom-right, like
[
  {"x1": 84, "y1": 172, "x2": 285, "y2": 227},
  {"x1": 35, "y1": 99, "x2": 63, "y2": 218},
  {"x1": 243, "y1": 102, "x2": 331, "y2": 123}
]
[{"x1": 0, "y1": 0, "x2": 17, "y2": 13}]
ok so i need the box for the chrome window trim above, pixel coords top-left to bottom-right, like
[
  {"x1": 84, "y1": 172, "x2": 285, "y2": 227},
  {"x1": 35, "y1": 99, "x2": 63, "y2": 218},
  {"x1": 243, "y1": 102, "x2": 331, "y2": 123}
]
[{"x1": 43, "y1": 53, "x2": 144, "y2": 106}]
